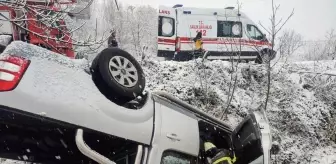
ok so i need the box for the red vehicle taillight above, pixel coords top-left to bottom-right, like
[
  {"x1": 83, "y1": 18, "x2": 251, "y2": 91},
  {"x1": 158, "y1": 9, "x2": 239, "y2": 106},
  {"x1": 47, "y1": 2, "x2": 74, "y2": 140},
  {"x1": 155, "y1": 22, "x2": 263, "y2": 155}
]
[
  {"x1": 176, "y1": 37, "x2": 181, "y2": 52},
  {"x1": 0, "y1": 56, "x2": 30, "y2": 91}
]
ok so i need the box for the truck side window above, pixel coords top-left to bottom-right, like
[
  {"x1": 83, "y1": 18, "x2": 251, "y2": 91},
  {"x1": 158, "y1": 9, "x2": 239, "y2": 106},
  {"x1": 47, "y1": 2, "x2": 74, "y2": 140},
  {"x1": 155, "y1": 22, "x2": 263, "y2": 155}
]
[
  {"x1": 246, "y1": 24, "x2": 264, "y2": 40},
  {"x1": 160, "y1": 150, "x2": 197, "y2": 164},
  {"x1": 158, "y1": 16, "x2": 175, "y2": 37},
  {"x1": 217, "y1": 21, "x2": 242, "y2": 38}
]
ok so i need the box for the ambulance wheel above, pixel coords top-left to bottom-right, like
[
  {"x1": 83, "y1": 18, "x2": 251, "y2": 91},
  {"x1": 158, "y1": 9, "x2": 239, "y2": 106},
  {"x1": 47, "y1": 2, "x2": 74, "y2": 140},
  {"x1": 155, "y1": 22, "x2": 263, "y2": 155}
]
[
  {"x1": 255, "y1": 49, "x2": 274, "y2": 64},
  {"x1": 164, "y1": 56, "x2": 173, "y2": 61},
  {"x1": 91, "y1": 48, "x2": 146, "y2": 103}
]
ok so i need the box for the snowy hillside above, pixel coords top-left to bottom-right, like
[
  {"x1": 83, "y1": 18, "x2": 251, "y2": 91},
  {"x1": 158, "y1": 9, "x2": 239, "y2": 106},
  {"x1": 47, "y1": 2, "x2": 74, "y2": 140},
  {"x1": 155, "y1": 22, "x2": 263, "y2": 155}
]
[
  {"x1": 142, "y1": 59, "x2": 336, "y2": 164},
  {"x1": 0, "y1": 41, "x2": 335, "y2": 164}
]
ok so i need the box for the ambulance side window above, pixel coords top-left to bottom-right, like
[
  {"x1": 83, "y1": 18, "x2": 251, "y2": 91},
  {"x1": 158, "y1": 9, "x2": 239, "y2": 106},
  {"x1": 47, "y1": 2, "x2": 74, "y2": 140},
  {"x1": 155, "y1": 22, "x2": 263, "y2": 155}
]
[
  {"x1": 158, "y1": 16, "x2": 175, "y2": 37},
  {"x1": 246, "y1": 24, "x2": 264, "y2": 40},
  {"x1": 217, "y1": 21, "x2": 242, "y2": 38}
]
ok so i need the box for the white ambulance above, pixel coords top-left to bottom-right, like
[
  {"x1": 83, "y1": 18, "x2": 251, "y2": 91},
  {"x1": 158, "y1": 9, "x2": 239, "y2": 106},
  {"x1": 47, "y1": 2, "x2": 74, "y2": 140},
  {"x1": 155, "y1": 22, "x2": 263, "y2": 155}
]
[{"x1": 157, "y1": 4, "x2": 276, "y2": 63}]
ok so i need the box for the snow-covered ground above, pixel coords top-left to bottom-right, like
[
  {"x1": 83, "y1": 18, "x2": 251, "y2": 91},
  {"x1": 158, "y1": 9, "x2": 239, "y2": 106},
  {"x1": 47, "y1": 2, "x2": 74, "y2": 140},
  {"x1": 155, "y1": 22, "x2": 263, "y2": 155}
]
[
  {"x1": 142, "y1": 58, "x2": 336, "y2": 164},
  {"x1": 0, "y1": 42, "x2": 335, "y2": 163},
  {"x1": 0, "y1": 35, "x2": 12, "y2": 46}
]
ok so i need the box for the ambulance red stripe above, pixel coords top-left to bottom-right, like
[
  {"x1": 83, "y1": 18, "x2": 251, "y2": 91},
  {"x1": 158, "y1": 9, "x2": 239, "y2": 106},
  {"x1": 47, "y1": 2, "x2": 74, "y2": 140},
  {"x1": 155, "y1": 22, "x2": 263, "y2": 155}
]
[
  {"x1": 158, "y1": 37, "x2": 272, "y2": 46},
  {"x1": 158, "y1": 38, "x2": 175, "y2": 43},
  {"x1": 158, "y1": 42, "x2": 175, "y2": 45}
]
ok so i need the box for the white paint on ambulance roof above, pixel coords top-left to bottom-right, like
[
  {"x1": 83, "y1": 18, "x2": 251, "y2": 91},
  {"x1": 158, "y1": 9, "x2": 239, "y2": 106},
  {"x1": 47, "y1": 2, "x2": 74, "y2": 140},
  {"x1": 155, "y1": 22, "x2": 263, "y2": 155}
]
[{"x1": 176, "y1": 7, "x2": 248, "y2": 18}]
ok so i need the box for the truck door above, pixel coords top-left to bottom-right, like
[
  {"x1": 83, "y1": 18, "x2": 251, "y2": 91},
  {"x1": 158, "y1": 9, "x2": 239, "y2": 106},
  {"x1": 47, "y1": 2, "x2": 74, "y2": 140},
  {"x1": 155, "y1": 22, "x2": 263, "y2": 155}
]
[
  {"x1": 231, "y1": 111, "x2": 272, "y2": 164},
  {"x1": 158, "y1": 6, "x2": 177, "y2": 56},
  {"x1": 147, "y1": 99, "x2": 199, "y2": 164}
]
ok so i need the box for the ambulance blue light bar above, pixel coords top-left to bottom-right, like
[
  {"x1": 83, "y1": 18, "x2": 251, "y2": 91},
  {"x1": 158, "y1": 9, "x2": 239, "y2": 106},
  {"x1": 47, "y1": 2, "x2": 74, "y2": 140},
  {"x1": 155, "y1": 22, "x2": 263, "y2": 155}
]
[
  {"x1": 173, "y1": 4, "x2": 183, "y2": 8},
  {"x1": 183, "y1": 11, "x2": 191, "y2": 14},
  {"x1": 225, "y1": 7, "x2": 235, "y2": 9}
]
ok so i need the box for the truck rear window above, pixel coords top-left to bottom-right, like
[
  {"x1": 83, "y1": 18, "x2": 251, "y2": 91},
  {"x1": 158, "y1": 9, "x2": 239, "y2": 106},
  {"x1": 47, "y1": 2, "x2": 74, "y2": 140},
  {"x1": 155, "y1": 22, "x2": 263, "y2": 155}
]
[
  {"x1": 158, "y1": 16, "x2": 175, "y2": 37},
  {"x1": 217, "y1": 21, "x2": 242, "y2": 38}
]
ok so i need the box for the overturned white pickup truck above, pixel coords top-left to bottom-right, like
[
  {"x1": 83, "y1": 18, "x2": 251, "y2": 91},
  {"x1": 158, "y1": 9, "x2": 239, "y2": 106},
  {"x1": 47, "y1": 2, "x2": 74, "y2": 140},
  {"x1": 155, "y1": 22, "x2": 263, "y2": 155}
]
[{"x1": 0, "y1": 41, "x2": 271, "y2": 164}]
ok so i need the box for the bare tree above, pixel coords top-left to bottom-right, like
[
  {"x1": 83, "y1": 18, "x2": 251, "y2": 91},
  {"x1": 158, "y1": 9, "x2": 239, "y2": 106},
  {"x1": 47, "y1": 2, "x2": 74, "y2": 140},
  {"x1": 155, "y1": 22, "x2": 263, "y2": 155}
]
[
  {"x1": 126, "y1": 5, "x2": 157, "y2": 60},
  {"x1": 258, "y1": 0, "x2": 294, "y2": 110},
  {"x1": 220, "y1": 0, "x2": 243, "y2": 120},
  {"x1": 270, "y1": 29, "x2": 304, "y2": 73},
  {"x1": 92, "y1": 0, "x2": 157, "y2": 60},
  {"x1": 191, "y1": 0, "x2": 249, "y2": 119},
  {"x1": 303, "y1": 29, "x2": 336, "y2": 61},
  {"x1": 324, "y1": 29, "x2": 336, "y2": 60},
  {"x1": 0, "y1": 0, "x2": 111, "y2": 56},
  {"x1": 278, "y1": 29, "x2": 303, "y2": 60}
]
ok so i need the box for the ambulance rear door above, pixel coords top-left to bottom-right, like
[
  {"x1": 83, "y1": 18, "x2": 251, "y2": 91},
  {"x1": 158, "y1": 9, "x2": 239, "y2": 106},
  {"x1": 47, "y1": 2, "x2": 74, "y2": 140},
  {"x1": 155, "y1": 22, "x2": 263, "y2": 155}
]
[{"x1": 158, "y1": 6, "x2": 177, "y2": 53}]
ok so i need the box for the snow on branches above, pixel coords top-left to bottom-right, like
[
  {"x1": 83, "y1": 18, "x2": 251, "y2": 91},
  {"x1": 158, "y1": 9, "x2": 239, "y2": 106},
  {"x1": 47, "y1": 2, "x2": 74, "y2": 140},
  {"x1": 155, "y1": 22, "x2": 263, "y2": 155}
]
[{"x1": 0, "y1": 0, "x2": 112, "y2": 56}]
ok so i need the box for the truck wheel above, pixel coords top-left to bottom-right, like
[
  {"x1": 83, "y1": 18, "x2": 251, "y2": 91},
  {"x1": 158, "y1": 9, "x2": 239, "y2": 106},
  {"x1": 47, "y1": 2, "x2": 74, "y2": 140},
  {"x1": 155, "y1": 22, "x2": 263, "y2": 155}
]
[{"x1": 94, "y1": 48, "x2": 146, "y2": 101}]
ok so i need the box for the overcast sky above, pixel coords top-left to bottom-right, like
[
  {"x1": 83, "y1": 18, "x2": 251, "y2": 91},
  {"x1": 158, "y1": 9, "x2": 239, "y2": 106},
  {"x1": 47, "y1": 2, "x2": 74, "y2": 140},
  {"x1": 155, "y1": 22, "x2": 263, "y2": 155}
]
[{"x1": 118, "y1": 0, "x2": 336, "y2": 40}]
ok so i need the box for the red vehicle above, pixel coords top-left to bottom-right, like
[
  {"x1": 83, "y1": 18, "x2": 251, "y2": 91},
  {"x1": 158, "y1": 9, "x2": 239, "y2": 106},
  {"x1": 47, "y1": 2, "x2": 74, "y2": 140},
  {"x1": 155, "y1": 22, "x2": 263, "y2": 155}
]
[
  {"x1": 0, "y1": 6, "x2": 19, "y2": 41},
  {"x1": 0, "y1": 0, "x2": 76, "y2": 58}
]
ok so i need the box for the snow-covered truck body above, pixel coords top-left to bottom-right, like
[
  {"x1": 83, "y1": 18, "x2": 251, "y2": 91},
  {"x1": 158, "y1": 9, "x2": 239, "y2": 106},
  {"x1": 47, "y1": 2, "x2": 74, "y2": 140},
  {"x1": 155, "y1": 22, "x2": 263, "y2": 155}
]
[
  {"x1": 158, "y1": 5, "x2": 276, "y2": 62},
  {"x1": 0, "y1": 0, "x2": 76, "y2": 58},
  {"x1": 0, "y1": 41, "x2": 271, "y2": 164}
]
